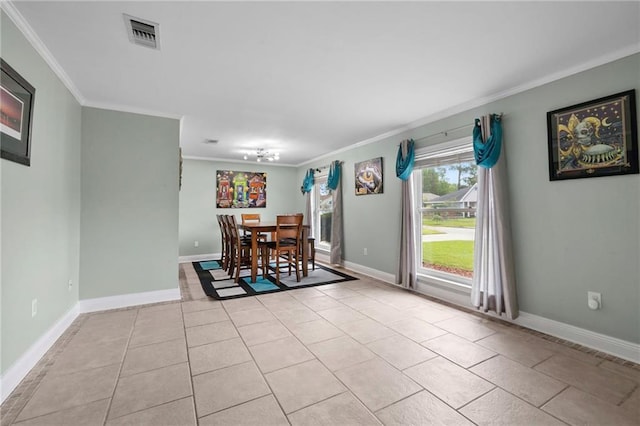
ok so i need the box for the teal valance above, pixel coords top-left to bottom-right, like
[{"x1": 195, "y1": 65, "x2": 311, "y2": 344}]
[
  {"x1": 301, "y1": 168, "x2": 315, "y2": 194},
  {"x1": 396, "y1": 139, "x2": 415, "y2": 181},
  {"x1": 327, "y1": 160, "x2": 341, "y2": 190},
  {"x1": 473, "y1": 114, "x2": 502, "y2": 168}
]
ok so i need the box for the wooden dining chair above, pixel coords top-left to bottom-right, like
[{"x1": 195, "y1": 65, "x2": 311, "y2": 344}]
[
  {"x1": 241, "y1": 213, "x2": 269, "y2": 241},
  {"x1": 220, "y1": 215, "x2": 234, "y2": 275},
  {"x1": 281, "y1": 213, "x2": 314, "y2": 270},
  {"x1": 216, "y1": 214, "x2": 229, "y2": 270},
  {"x1": 259, "y1": 214, "x2": 303, "y2": 284},
  {"x1": 226, "y1": 215, "x2": 254, "y2": 282}
]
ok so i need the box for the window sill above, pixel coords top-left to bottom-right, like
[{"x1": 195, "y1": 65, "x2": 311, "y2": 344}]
[{"x1": 416, "y1": 272, "x2": 471, "y2": 295}]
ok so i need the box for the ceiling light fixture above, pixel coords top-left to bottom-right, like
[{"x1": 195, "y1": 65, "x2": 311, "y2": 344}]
[{"x1": 243, "y1": 148, "x2": 280, "y2": 162}]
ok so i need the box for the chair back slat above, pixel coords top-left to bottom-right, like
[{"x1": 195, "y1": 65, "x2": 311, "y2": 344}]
[
  {"x1": 276, "y1": 214, "x2": 302, "y2": 242},
  {"x1": 241, "y1": 213, "x2": 261, "y2": 224}
]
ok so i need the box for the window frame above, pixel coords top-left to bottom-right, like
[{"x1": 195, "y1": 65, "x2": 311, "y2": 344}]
[
  {"x1": 313, "y1": 171, "x2": 332, "y2": 251},
  {"x1": 412, "y1": 136, "x2": 475, "y2": 293}
]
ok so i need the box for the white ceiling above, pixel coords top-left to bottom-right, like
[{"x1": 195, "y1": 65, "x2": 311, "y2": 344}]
[{"x1": 8, "y1": 1, "x2": 640, "y2": 166}]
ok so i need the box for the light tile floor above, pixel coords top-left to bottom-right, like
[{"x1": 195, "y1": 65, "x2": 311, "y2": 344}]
[{"x1": 1, "y1": 263, "x2": 639, "y2": 425}]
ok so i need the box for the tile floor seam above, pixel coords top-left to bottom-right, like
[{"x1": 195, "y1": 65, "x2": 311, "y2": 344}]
[
  {"x1": 538, "y1": 389, "x2": 576, "y2": 426},
  {"x1": 179, "y1": 303, "x2": 203, "y2": 423},
  {"x1": 102, "y1": 307, "x2": 141, "y2": 424},
  {"x1": 453, "y1": 384, "x2": 497, "y2": 412},
  {"x1": 536, "y1": 383, "x2": 571, "y2": 409},
  {"x1": 327, "y1": 348, "x2": 427, "y2": 419},
  {"x1": 213, "y1": 308, "x2": 292, "y2": 422},
  {"x1": 185, "y1": 334, "x2": 240, "y2": 349},
  {"x1": 272, "y1": 306, "x2": 401, "y2": 422},
  {"x1": 418, "y1": 388, "x2": 480, "y2": 426},
  {"x1": 368, "y1": 388, "x2": 423, "y2": 414},
  {"x1": 120, "y1": 335, "x2": 186, "y2": 351},
  {"x1": 534, "y1": 361, "x2": 635, "y2": 408},
  {"x1": 285, "y1": 389, "x2": 381, "y2": 423},
  {"x1": 105, "y1": 395, "x2": 194, "y2": 423},
  {"x1": 617, "y1": 383, "x2": 639, "y2": 407},
  {"x1": 178, "y1": 305, "x2": 199, "y2": 424},
  {"x1": 198, "y1": 394, "x2": 284, "y2": 422}
]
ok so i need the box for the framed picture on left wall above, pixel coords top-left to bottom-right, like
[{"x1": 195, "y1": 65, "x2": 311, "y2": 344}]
[{"x1": 1, "y1": 59, "x2": 35, "y2": 166}]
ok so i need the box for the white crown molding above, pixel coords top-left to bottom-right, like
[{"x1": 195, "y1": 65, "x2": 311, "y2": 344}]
[
  {"x1": 298, "y1": 45, "x2": 640, "y2": 168},
  {"x1": 1, "y1": 1, "x2": 85, "y2": 105},
  {"x1": 77, "y1": 288, "x2": 181, "y2": 313},
  {"x1": 0, "y1": 305, "x2": 79, "y2": 404},
  {"x1": 83, "y1": 101, "x2": 183, "y2": 121}
]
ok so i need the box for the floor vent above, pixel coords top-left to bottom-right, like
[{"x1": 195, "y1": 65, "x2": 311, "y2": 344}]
[{"x1": 124, "y1": 14, "x2": 160, "y2": 50}]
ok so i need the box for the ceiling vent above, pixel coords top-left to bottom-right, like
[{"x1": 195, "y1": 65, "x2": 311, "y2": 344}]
[{"x1": 124, "y1": 14, "x2": 160, "y2": 50}]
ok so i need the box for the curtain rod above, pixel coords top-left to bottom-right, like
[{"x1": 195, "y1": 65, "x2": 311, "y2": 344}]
[
  {"x1": 313, "y1": 160, "x2": 344, "y2": 172},
  {"x1": 407, "y1": 113, "x2": 504, "y2": 145}
]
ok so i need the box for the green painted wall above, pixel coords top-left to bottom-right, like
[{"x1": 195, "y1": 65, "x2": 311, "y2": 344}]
[
  {"x1": 179, "y1": 159, "x2": 299, "y2": 257},
  {"x1": 79, "y1": 108, "x2": 180, "y2": 299},
  {"x1": 297, "y1": 54, "x2": 640, "y2": 344},
  {"x1": 1, "y1": 11, "x2": 82, "y2": 374}
]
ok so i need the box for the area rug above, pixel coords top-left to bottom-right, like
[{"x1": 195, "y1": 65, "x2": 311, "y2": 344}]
[{"x1": 192, "y1": 259, "x2": 358, "y2": 300}]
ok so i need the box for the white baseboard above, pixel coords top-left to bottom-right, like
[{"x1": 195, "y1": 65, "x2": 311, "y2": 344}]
[
  {"x1": 0, "y1": 305, "x2": 79, "y2": 404},
  {"x1": 179, "y1": 253, "x2": 219, "y2": 263},
  {"x1": 343, "y1": 260, "x2": 396, "y2": 284},
  {"x1": 342, "y1": 261, "x2": 640, "y2": 364},
  {"x1": 1, "y1": 287, "x2": 183, "y2": 404},
  {"x1": 512, "y1": 312, "x2": 640, "y2": 364},
  {"x1": 78, "y1": 287, "x2": 181, "y2": 313}
]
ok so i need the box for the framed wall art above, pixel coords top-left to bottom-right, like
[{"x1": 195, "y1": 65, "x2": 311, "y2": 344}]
[
  {"x1": 355, "y1": 157, "x2": 383, "y2": 195},
  {"x1": 216, "y1": 170, "x2": 267, "y2": 208},
  {"x1": 1, "y1": 59, "x2": 36, "y2": 166},
  {"x1": 547, "y1": 89, "x2": 638, "y2": 181}
]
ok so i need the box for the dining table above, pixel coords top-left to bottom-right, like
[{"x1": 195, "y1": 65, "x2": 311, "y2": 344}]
[{"x1": 238, "y1": 222, "x2": 310, "y2": 283}]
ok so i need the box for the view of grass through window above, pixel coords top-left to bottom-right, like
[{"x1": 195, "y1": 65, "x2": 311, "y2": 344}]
[{"x1": 420, "y1": 163, "x2": 477, "y2": 279}]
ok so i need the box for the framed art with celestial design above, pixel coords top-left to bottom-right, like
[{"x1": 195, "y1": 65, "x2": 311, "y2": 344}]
[
  {"x1": 216, "y1": 170, "x2": 267, "y2": 208},
  {"x1": 355, "y1": 157, "x2": 383, "y2": 195},
  {"x1": 1, "y1": 59, "x2": 35, "y2": 166},
  {"x1": 547, "y1": 90, "x2": 638, "y2": 181}
]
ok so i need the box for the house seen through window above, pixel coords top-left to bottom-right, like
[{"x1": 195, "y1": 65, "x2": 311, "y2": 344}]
[{"x1": 413, "y1": 137, "x2": 476, "y2": 286}]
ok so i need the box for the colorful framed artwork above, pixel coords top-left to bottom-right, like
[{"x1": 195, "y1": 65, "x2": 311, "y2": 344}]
[
  {"x1": 216, "y1": 170, "x2": 267, "y2": 208},
  {"x1": 547, "y1": 90, "x2": 638, "y2": 181},
  {"x1": 1, "y1": 59, "x2": 36, "y2": 166},
  {"x1": 355, "y1": 157, "x2": 383, "y2": 195}
]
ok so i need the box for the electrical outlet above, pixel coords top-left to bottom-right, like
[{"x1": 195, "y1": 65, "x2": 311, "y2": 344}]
[
  {"x1": 363, "y1": 248, "x2": 368, "y2": 255},
  {"x1": 588, "y1": 291, "x2": 602, "y2": 310},
  {"x1": 32, "y1": 299, "x2": 38, "y2": 317},
  {"x1": 194, "y1": 240, "x2": 199, "y2": 248}
]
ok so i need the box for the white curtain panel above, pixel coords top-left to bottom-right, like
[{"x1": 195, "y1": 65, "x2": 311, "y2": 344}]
[
  {"x1": 471, "y1": 115, "x2": 519, "y2": 319},
  {"x1": 396, "y1": 142, "x2": 416, "y2": 289},
  {"x1": 330, "y1": 167, "x2": 343, "y2": 265},
  {"x1": 305, "y1": 192, "x2": 312, "y2": 229}
]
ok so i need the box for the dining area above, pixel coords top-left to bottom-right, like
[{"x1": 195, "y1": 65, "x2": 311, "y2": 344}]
[{"x1": 216, "y1": 213, "x2": 315, "y2": 286}]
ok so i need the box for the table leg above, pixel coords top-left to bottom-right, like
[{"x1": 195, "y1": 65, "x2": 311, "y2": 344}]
[
  {"x1": 251, "y1": 231, "x2": 258, "y2": 282},
  {"x1": 302, "y1": 227, "x2": 308, "y2": 277}
]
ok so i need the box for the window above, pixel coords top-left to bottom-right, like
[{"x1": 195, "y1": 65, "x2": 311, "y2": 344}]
[
  {"x1": 413, "y1": 137, "x2": 476, "y2": 288},
  {"x1": 313, "y1": 173, "x2": 332, "y2": 250}
]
